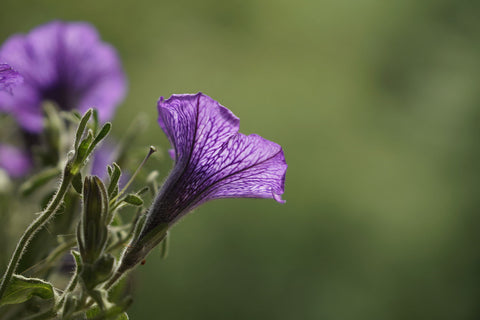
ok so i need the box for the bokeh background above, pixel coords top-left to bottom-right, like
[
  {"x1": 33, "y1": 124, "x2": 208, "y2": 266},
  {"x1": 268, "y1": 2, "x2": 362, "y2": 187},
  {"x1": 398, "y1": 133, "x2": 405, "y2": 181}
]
[{"x1": 2, "y1": 0, "x2": 480, "y2": 319}]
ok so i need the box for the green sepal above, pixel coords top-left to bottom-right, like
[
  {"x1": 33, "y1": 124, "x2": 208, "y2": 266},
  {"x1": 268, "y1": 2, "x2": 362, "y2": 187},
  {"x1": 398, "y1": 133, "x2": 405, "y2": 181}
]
[
  {"x1": 118, "y1": 223, "x2": 168, "y2": 273},
  {"x1": 93, "y1": 254, "x2": 115, "y2": 285},
  {"x1": 146, "y1": 171, "x2": 159, "y2": 197},
  {"x1": 159, "y1": 231, "x2": 170, "y2": 259},
  {"x1": 0, "y1": 274, "x2": 56, "y2": 306},
  {"x1": 131, "y1": 214, "x2": 147, "y2": 243},
  {"x1": 19, "y1": 167, "x2": 61, "y2": 196}
]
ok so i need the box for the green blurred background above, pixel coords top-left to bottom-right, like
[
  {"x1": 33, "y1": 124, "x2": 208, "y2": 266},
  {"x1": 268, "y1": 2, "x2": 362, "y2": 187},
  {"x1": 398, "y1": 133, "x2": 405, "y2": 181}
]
[{"x1": 2, "y1": 0, "x2": 480, "y2": 319}]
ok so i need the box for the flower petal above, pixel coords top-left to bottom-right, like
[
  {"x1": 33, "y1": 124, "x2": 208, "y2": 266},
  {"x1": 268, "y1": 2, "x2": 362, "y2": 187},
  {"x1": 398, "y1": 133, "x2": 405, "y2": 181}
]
[
  {"x1": 152, "y1": 93, "x2": 287, "y2": 225},
  {"x1": 0, "y1": 63, "x2": 23, "y2": 94},
  {"x1": 0, "y1": 21, "x2": 126, "y2": 132}
]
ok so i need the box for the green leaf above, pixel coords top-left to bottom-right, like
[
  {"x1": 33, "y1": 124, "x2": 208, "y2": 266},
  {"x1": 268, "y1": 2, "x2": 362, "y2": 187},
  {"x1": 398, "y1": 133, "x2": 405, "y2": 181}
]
[
  {"x1": 108, "y1": 163, "x2": 122, "y2": 198},
  {"x1": 92, "y1": 109, "x2": 100, "y2": 135},
  {"x1": 0, "y1": 275, "x2": 55, "y2": 306},
  {"x1": 122, "y1": 194, "x2": 143, "y2": 206},
  {"x1": 77, "y1": 130, "x2": 94, "y2": 161},
  {"x1": 136, "y1": 186, "x2": 150, "y2": 196},
  {"x1": 87, "y1": 122, "x2": 112, "y2": 156},
  {"x1": 75, "y1": 109, "x2": 93, "y2": 150},
  {"x1": 19, "y1": 167, "x2": 61, "y2": 196}
]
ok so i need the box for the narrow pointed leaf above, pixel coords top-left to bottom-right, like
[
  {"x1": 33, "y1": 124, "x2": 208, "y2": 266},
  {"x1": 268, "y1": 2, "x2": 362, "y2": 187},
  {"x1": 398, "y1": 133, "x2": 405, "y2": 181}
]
[
  {"x1": 75, "y1": 109, "x2": 93, "y2": 150},
  {"x1": 87, "y1": 122, "x2": 112, "y2": 156},
  {"x1": 92, "y1": 109, "x2": 100, "y2": 135},
  {"x1": 122, "y1": 194, "x2": 143, "y2": 206},
  {"x1": 108, "y1": 163, "x2": 122, "y2": 197},
  {"x1": 76, "y1": 131, "x2": 94, "y2": 163}
]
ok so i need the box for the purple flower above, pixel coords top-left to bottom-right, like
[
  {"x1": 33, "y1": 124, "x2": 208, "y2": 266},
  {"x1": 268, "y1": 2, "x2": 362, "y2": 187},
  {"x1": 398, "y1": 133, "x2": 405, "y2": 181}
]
[
  {"x1": 149, "y1": 92, "x2": 287, "y2": 228},
  {"x1": 0, "y1": 144, "x2": 31, "y2": 178},
  {"x1": 117, "y1": 93, "x2": 287, "y2": 271},
  {"x1": 0, "y1": 21, "x2": 126, "y2": 132},
  {"x1": 0, "y1": 63, "x2": 23, "y2": 93}
]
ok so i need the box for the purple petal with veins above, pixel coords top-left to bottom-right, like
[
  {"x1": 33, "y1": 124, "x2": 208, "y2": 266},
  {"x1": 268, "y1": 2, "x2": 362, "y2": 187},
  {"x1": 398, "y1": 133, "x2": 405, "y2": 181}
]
[{"x1": 141, "y1": 93, "x2": 287, "y2": 238}]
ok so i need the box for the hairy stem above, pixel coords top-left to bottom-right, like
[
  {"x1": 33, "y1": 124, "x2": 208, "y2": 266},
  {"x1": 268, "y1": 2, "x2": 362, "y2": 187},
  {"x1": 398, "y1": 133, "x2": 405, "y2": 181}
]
[{"x1": 0, "y1": 167, "x2": 73, "y2": 301}]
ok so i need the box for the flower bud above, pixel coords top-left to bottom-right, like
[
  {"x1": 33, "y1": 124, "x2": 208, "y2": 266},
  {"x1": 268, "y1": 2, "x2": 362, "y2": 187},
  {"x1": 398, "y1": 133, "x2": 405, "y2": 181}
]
[{"x1": 77, "y1": 176, "x2": 109, "y2": 264}]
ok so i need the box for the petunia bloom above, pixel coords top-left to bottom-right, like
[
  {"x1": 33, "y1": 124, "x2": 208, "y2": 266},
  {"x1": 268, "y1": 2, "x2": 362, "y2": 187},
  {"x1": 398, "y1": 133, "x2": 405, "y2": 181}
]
[
  {"x1": 118, "y1": 93, "x2": 287, "y2": 271},
  {"x1": 0, "y1": 63, "x2": 23, "y2": 93},
  {"x1": 149, "y1": 92, "x2": 287, "y2": 227},
  {"x1": 0, "y1": 21, "x2": 126, "y2": 132}
]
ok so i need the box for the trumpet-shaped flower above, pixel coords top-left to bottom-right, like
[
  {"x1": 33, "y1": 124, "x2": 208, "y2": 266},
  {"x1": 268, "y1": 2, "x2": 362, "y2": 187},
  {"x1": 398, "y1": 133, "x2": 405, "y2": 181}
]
[
  {"x1": 118, "y1": 93, "x2": 287, "y2": 271},
  {"x1": 0, "y1": 21, "x2": 126, "y2": 132},
  {"x1": 148, "y1": 92, "x2": 287, "y2": 227},
  {"x1": 0, "y1": 63, "x2": 22, "y2": 93}
]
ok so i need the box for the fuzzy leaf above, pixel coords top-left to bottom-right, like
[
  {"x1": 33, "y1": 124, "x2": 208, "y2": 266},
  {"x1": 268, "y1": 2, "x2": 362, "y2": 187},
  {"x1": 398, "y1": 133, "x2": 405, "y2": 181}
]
[
  {"x1": 75, "y1": 109, "x2": 93, "y2": 150},
  {"x1": 122, "y1": 194, "x2": 143, "y2": 206},
  {"x1": 108, "y1": 163, "x2": 122, "y2": 198},
  {"x1": 87, "y1": 122, "x2": 112, "y2": 156},
  {"x1": 0, "y1": 275, "x2": 55, "y2": 306}
]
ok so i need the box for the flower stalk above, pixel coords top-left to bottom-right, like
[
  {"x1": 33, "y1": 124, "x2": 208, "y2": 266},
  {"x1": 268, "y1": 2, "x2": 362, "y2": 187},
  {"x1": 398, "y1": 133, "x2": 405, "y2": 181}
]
[{"x1": 0, "y1": 163, "x2": 73, "y2": 301}]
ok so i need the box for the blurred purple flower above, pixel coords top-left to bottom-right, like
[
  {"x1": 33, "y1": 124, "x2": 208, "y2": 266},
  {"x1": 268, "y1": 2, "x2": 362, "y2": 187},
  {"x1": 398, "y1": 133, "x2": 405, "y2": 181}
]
[
  {"x1": 0, "y1": 63, "x2": 23, "y2": 93},
  {"x1": 0, "y1": 21, "x2": 126, "y2": 132},
  {"x1": 0, "y1": 144, "x2": 31, "y2": 178},
  {"x1": 91, "y1": 142, "x2": 116, "y2": 178},
  {"x1": 143, "y1": 92, "x2": 287, "y2": 232}
]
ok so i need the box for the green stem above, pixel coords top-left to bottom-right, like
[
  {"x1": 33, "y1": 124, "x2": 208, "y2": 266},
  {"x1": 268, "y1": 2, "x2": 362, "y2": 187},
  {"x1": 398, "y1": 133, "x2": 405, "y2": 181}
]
[
  {"x1": 56, "y1": 268, "x2": 79, "y2": 309},
  {"x1": 0, "y1": 168, "x2": 73, "y2": 302}
]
